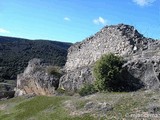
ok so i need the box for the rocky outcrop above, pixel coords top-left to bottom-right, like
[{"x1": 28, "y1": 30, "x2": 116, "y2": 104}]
[
  {"x1": 59, "y1": 66, "x2": 94, "y2": 91},
  {"x1": 16, "y1": 24, "x2": 160, "y2": 94},
  {"x1": 123, "y1": 56, "x2": 160, "y2": 90},
  {"x1": 60, "y1": 24, "x2": 160, "y2": 91},
  {"x1": 15, "y1": 58, "x2": 59, "y2": 96},
  {"x1": 65, "y1": 24, "x2": 152, "y2": 71}
]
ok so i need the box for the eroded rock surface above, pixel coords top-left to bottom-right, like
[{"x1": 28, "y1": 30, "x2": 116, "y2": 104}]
[
  {"x1": 15, "y1": 58, "x2": 59, "y2": 96},
  {"x1": 65, "y1": 24, "x2": 153, "y2": 71},
  {"x1": 60, "y1": 24, "x2": 160, "y2": 91},
  {"x1": 59, "y1": 66, "x2": 94, "y2": 91},
  {"x1": 123, "y1": 57, "x2": 160, "y2": 90}
]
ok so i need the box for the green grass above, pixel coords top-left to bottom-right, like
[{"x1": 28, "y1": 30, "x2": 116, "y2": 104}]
[
  {"x1": 0, "y1": 91, "x2": 159, "y2": 120},
  {"x1": 15, "y1": 96, "x2": 63, "y2": 120},
  {"x1": 0, "y1": 96, "x2": 95, "y2": 120}
]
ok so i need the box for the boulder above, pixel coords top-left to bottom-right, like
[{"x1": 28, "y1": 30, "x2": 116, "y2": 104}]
[{"x1": 15, "y1": 58, "x2": 59, "y2": 96}]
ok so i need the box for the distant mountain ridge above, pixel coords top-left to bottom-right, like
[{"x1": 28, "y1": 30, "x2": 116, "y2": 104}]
[{"x1": 0, "y1": 36, "x2": 72, "y2": 80}]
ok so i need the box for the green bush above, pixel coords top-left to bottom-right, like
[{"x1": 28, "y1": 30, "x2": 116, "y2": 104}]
[
  {"x1": 93, "y1": 53, "x2": 123, "y2": 92},
  {"x1": 78, "y1": 84, "x2": 97, "y2": 96}
]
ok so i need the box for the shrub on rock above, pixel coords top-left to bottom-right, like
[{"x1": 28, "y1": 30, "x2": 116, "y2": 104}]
[{"x1": 93, "y1": 53, "x2": 124, "y2": 92}]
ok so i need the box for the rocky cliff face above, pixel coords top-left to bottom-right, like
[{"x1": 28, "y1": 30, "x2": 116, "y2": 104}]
[
  {"x1": 16, "y1": 24, "x2": 160, "y2": 94},
  {"x1": 123, "y1": 57, "x2": 160, "y2": 90},
  {"x1": 65, "y1": 24, "x2": 152, "y2": 71},
  {"x1": 60, "y1": 24, "x2": 160, "y2": 91},
  {"x1": 15, "y1": 58, "x2": 59, "y2": 96}
]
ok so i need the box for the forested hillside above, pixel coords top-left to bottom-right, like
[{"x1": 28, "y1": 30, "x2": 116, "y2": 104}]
[{"x1": 0, "y1": 36, "x2": 72, "y2": 81}]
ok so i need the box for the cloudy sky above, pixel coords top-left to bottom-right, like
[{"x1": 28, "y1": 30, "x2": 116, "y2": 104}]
[{"x1": 0, "y1": 0, "x2": 159, "y2": 42}]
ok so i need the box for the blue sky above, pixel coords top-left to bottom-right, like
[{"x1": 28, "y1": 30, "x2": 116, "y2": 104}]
[{"x1": 0, "y1": 0, "x2": 159, "y2": 43}]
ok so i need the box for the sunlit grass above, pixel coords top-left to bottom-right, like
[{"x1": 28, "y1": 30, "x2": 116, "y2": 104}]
[{"x1": 0, "y1": 91, "x2": 159, "y2": 120}]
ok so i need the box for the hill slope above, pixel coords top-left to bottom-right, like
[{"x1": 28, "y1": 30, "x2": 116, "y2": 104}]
[
  {"x1": 0, "y1": 91, "x2": 160, "y2": 120},
  {"x1": 0, "y1": 36, "x2": 72, "y2": 80}
]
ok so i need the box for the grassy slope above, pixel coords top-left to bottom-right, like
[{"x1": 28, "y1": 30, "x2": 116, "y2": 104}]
[
  {"x1": 0, "y1": 96, "x2": 94, "y2": 120},
  {"x1": 0, "y1": 91, "x2": 160, "y2": 120}
]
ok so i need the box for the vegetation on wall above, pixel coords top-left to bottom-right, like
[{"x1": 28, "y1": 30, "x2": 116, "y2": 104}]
[{"x1": 93, "y1": 53, "x2": 124, "y2": 92}]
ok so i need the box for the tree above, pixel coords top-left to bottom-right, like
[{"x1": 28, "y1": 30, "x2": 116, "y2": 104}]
[{"x1": 93, "y1": 53, "x2": 123, "y2": 91}]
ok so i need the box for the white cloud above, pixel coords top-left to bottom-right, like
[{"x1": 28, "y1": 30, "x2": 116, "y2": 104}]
[
  {"x1": 0, "y1": 28, "x2": 10, "y2": 34},
  {"x1": 64, "y1": 17, "x2": 70, "y2": 21},
  {"x1": 93, "y1": 17, "x2": 107, "y2": 25},
  {"x1": 133, "y1": 0, "x2": 156, "y2": 6}
]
